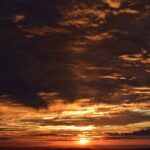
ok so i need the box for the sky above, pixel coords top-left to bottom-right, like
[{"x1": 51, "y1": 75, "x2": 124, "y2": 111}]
[{"x1": 0, "y1": 0, "x2": 150, "y2": 148}]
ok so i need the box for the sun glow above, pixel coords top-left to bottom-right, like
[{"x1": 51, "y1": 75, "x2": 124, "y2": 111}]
[{"x1": 78, "y1": 138, "x2": 90, "y2": 145}]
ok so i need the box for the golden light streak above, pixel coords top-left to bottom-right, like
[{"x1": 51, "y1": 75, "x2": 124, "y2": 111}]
[{"x1": 39, "y1": 125, "x2": 96, "y2": 131}]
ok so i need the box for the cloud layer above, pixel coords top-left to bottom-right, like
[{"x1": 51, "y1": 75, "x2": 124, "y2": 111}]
[
  {"x1": 0, "y1": 0, "x2": 150, "y2": 108},
  {"x1": 1, "y1": 1, "x2": 150, "y2": 147}
]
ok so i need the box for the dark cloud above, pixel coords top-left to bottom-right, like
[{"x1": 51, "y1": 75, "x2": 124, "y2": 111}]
[
  {"x1": 29, "y1": 132, "x2": 78, "y2": 138},
  {"x1": 0, "y1": 0, "x2": 150, "y2": 108},
  {"x1": 0, "y1": 137, "x2": 12, "y2": 141},
  {"x1": 106, "y1": 129, "x2": 150, "y2": 139}
]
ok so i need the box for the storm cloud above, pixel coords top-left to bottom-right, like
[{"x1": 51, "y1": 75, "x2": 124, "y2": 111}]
[{"x1": 0, "y1": 0, "x2": 150, "y2": 108}]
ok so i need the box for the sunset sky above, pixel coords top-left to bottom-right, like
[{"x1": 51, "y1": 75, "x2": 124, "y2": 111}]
[{"x1": 0, "y1": 0, "x2": 150, "y2": 149}]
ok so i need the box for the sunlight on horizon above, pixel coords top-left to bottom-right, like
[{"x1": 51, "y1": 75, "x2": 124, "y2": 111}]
[{"x1": 78, "y1": 138, "x2": 90, "y2": 145}]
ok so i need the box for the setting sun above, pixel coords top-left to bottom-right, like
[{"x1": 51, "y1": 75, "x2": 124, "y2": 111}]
[{"x1": 78, "y1": 138, "x2": 90, "y2": 145}]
